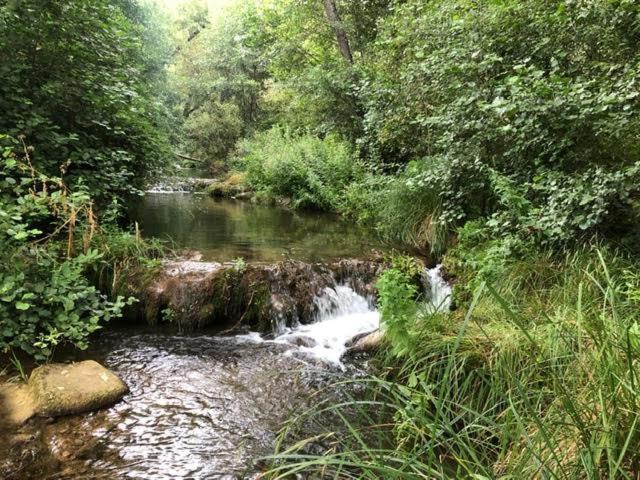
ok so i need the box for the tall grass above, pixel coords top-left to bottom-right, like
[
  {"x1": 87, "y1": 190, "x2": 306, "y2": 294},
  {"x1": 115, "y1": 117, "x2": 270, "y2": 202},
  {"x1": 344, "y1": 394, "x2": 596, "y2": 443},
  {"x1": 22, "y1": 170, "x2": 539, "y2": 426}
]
[
  {"x1": 375, "y1": 175, "x2": 449, "y2": 256},
  {"x1": 265, "y1": 247, "x2": 640, "y2": 478}
]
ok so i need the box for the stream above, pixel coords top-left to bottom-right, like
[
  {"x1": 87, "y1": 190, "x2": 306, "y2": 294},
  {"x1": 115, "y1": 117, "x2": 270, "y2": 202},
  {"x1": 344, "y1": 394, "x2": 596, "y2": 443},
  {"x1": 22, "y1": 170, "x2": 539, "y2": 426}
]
[
  {"x1": 3, "y1": 191, "x2": 450, "y2": 479},
  {"x1": 38, "y1": 285, "x2": 379, "y2": 479},
  {"x1": 128, "y1": 193, "x2": 386, "y2": 262}
]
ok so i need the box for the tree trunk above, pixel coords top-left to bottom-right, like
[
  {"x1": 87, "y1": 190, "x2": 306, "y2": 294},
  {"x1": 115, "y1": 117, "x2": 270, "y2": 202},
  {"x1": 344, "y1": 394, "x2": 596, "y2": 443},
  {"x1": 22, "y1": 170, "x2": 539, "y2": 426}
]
[{"x1": 323, "y1": 0, "x2": 353, "y2": 66}]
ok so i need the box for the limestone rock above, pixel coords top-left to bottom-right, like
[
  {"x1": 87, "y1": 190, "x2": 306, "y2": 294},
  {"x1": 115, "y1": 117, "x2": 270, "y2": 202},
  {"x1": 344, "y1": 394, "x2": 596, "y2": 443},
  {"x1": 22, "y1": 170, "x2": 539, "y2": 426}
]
[
  {"x1": 29, "y1": 360, "x2": 128, "y2": 417},
  {"x1": 138, "y1": 257, "x2": 386, "y2": 333}
]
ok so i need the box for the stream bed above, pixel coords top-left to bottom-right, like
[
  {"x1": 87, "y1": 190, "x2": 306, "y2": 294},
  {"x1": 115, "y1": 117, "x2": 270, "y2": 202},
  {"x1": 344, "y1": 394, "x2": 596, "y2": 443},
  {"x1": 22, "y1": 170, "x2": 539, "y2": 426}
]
[{"x1": 5, "y1": 284, "x2": 380, "y2": 479}]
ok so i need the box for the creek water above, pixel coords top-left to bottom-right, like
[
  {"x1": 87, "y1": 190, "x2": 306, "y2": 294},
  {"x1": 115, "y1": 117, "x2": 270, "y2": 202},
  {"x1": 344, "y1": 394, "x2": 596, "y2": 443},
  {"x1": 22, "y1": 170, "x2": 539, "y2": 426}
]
[
  {"x1": 3, "y1": 191, "x2": 451, "y2": 479},
  {"x1": 35, "y1": 285, "x2": 380, "y2": 479},
  {"x1": 128, "y1": 193, "x2": 386, "y2": 262}
]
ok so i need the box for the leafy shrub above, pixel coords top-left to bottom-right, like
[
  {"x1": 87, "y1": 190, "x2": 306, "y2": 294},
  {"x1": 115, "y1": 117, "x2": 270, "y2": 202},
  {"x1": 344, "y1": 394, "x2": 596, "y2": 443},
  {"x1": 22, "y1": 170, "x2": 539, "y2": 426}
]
[
  {"x1": 363, "y1": 0, "x2": 640, "y2": 245},
  {"x1": 376, "y1": 255, "x2": 425, "y2": 357},
  {"x1": 340, "y1": 172, "x2": 391, "y2": 224},
  {"x1": 1, "y1": 250, "x2": 129, "y2": 360},
  {"x1": 0, "y1": 0, "x2": 172, "y2": 198},
  {"x1": 0, "y1": 136, "x2": 135, "y2": 360},
  {"x1": 237, "y1": 127, "x2": 362, "y2": 211}
]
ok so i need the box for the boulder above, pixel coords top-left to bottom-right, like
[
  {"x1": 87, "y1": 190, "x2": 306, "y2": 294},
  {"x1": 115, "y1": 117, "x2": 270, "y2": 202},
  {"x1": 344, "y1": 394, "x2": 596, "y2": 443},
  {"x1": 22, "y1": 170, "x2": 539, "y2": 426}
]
[
  {"x1": 29, "y1": 360, "x2": 128, "y2": 417},
  {"x1": 0, "y1": 383, "x2": 37, "y2": 426}
]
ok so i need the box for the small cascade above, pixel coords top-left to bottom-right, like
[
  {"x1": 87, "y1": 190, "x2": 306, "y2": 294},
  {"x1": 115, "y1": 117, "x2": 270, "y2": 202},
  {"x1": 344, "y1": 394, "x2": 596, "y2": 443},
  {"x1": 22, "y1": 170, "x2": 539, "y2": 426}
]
[
  {"x1": 276, "y1": 285, "x2": 379, "y2": 367},
  {"x1": 423, "y1": 264, "x2": 452, "y2": 312},
  {"x1": 146, "y1": 177, "x2": 217, "y2": 193},
  {"x1": 233, "y1": 267, "x2": 453, "y2": 367},
  {"x1": 238, "y1": 285, "x2": 379, "y2": 368}
]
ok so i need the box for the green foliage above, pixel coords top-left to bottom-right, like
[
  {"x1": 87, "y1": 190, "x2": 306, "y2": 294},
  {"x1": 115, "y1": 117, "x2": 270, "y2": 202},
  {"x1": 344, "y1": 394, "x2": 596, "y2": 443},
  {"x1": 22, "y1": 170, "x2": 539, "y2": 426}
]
[
  {"x1": 0, "y1": 0, "x2": 172, "y2": 198},
  {"x1": 172, "y1": 0, "x2": 271, "y2": 164},
  {"x1": 1, "y1": 249, "x2": 130, "y2": 361},
  {"x1": 161, "y1": 307, "x2": 178, "y2": 324},
  {"x1": 238, "y1": 127, "x2": 361, "y2": 211},
  {"x1": 376, "y1": 261, "x2": 419, "y2": 357},
  {"x1": 9, "y1": 351, "x2": 27, "y2": 382},
  {"x1": 173, "y1": 0, "x2": 640, "y2": 252},
  {"x1": 0, "y1": 0, "x2": 174, "y2": 359},
  {"x1": 197, "y1": 0, "x2": 640, "y2": 253},
  {"x1": 362, "y1": 0, "x2": 640, "y2": 245},
  {"x1": 183, "y1": 101, "x2": 243, "y2": 161},
  {"x1": 231, "y1": 257, "x2": 247, "y2": 272},
  {"x1": 0, "y1": 137, "x2": 135, "y2": 360}
]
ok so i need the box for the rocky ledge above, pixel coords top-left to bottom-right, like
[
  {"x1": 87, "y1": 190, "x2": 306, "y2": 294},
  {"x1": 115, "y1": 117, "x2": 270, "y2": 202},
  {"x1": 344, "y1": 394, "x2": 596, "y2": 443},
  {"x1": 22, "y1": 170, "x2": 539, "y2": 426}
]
[{"x1": 124, "y1": 256, "x2": 387, "y2": 333}]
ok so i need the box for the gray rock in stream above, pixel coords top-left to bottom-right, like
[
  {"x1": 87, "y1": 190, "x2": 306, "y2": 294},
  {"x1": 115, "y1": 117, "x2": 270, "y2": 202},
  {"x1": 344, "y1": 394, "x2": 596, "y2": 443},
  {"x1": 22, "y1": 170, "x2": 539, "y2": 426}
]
[
  {"x1": 29, "y1": 361, "x2": 129, "y2": 417},
  {"x1": 347, "y1": 329, "x2": 384, "y2": 353}
]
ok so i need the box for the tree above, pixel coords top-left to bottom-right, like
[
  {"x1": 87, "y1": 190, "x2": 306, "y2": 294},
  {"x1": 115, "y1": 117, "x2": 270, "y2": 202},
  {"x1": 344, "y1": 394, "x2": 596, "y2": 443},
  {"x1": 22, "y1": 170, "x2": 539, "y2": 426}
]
[
  {"x1": 0, "y1": 0, "x2": 172, "y2": 199},
  {"x1": 323, "y1": 0, "x2": 353, "y2": 65}
]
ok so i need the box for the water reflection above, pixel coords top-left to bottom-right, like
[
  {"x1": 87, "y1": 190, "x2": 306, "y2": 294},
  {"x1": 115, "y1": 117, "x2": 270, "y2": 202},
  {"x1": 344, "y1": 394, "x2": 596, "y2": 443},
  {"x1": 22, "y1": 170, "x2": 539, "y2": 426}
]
[{"x1": 129, "y1": 194, "x2": 384, "y2": 262}]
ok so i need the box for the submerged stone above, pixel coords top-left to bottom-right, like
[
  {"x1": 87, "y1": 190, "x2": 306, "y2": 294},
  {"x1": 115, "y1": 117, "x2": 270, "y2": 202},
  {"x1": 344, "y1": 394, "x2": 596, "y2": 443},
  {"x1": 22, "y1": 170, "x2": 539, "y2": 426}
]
[{"x1": 29, "y1": 360, "x2": 128, "y2": 417}]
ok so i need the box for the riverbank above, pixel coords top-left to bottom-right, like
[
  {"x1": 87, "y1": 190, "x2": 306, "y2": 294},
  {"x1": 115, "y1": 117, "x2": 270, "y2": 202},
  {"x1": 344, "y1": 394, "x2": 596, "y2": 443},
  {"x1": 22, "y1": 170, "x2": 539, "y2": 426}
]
[{"x1": 266, "y1": 245, "x2": 640, "y2": 478}]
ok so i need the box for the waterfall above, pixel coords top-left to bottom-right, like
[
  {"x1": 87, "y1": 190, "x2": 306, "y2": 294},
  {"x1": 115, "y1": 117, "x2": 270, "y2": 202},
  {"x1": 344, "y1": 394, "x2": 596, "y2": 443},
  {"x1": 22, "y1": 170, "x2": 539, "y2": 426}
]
[
  {"x1": 237, "y1": 285, "x2": 379, "y2": 368},
  {"x1": 235, "y1": 265, "x2": 451, "y2": 367},
  {"x1": 146, "y1": 177, "x2": 217, "y2": 193},
  {"x1": 274, "y1": 285, "x2": 379, "y2": 367},
  {"x1": 423, "y1": 264, "x2": 452, "y2": 313}
]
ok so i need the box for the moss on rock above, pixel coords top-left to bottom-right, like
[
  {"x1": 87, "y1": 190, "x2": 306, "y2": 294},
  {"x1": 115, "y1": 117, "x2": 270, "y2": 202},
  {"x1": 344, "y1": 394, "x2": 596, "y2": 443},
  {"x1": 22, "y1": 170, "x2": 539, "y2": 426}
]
[{"x1": 133, "y1": 257, "x2": 386, "y2": 334}]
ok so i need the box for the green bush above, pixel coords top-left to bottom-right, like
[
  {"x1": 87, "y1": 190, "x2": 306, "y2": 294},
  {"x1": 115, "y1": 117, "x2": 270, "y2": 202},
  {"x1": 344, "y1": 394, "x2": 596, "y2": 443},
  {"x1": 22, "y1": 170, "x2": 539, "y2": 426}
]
[
  {"x1": 362, "y1": 0, "x2": 640, "y2": 245},
  {"x1": 0, "y1": 250, "x2": 129, "y2": 360},
  {"x1": 237, "y1": 127, "x2": 362, "y2": 211},
  {"x1": 376, "y1": 262, "x2": 420, "y2": 358},
  {"x1": 0, "y1": 0, "x2": 172, "y2": 199},
  {"x1": 0, "y1": 136, "x2": 142, "y2": 360}
]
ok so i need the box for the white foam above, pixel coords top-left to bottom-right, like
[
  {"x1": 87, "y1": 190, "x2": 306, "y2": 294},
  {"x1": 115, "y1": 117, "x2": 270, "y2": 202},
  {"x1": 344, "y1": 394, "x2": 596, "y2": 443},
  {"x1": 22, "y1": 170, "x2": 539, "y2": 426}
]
[
  {"x1": 424, "y1": 265, "x2": 452, "y2": 312},
  {"x1": 234, "y1": 331, "x2": 265, "y2": 344},
  {"x1": 277, "y1": 286, "x2": 378, "y2": 367},
  {"x1": 233, "y1": 268, "x2": 451, "y2": 368},
  {"x1": 235, "y1": 285, "x2": 379, "y2": 368}
]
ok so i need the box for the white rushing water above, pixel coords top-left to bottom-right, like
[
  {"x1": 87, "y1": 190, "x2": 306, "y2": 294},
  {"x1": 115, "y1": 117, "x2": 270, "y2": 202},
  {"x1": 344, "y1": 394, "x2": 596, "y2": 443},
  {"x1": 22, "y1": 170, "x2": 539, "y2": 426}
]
[
  {"x1": 275, "y1": 285, "x2": 379, "y2": 367},
  {"x1": 236, "y1": 285, "x2": 379, "y2": 368},
  {"x1": 145, "y1": 177, "x2": 217, "y2": 193},
  {"x1": 424, "y1": 264, "x2": 452, "y2": 313},
  {"x1": 236, "y1": 266, "x2": 451, "y2": 368}
]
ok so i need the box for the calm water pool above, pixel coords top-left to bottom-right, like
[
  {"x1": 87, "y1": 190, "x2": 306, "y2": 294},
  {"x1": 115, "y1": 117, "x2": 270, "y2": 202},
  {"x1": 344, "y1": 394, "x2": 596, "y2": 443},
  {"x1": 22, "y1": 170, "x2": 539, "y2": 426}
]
[{"x1": 129, "y1": 193, "x2": 387, "y2": 262}]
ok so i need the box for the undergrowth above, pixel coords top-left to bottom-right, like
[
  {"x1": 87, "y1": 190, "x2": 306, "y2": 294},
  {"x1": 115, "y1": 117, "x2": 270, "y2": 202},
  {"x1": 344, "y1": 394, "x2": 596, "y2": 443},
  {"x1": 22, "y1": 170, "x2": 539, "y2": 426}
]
[{"x1": 265, "y1": 246, "x2": 640, "y2": 479}]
